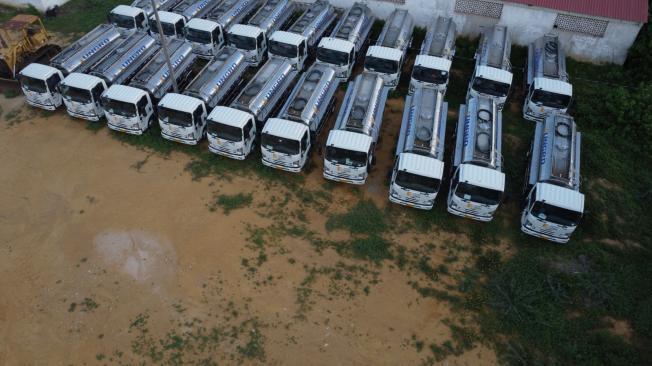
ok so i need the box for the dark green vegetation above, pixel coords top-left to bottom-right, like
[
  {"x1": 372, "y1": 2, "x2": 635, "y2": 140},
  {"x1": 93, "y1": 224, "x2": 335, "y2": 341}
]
[
  {"x1": 210, "y1": 192, "x2": 253, "y2": 214},
  {"x1": 0, "y1": 0, "x2": 130, "y2": 34}
]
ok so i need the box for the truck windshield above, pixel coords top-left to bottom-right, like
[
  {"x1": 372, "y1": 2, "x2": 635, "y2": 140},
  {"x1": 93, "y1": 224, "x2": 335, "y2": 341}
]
[
  {"x1": 20, "y1": 75, "x2": 48, "y2": 93},
  {"x1": 150, "y1": 20, "x2": 176, "y2": 36},
  {"x1": 101, "y1": 97, "x2": 137, "y2": 117},
  {"x1": 326, "y1": 146, "x2": 367, "y2": 168},
  {"x1": 229, "y1": 34, "x2": 256, "y2": 51},
  {"x1": 158, "y1": 106, "x2": 192, "y2": 127},
  {"x1": 261, "y1": 133, "x2": 300, "y2": 155},
  {"x1": 186, "y1": 28, "x2": 212, "y2": 44},
  {"x1": 472, "y1": 77, "x2": 510, "y2": 97},
  {"x1": 531, "y1": 201, "x2": 581, "y2": 227},
  {"x1": 60, "y1": 85, "x2": 92, "y2": 103},
  {"x1": 365, "y1": 56, "x2": 398, "y2": 75},
  {"x1": 531, "y1": 90, "x2": 571, "y2": 109},
  {"x1": 412, "y1": 65, "x2": 448, "y2": 85},
  {"x1": 455, "y1": 182, "x2": 501, "y2": 206},
  {"x1": 109, "y1": 13, "x2": 135, "y2": 29},
  {"x1": 317, "y1": 48, "x2": 348, "y2": 66},
  {"x1": 208, "y1": 121, "x2": 242, "y2": 142},
  {"x1": 269, "y1": 40, "x2": 297, "y2": 58},
  {"x1": 395, "y1": 171, "x2": 441, "y2": 194}
]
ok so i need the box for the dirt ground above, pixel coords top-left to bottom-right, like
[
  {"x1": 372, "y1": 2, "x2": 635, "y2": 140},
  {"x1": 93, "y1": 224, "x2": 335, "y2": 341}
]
[{"x1": 0, "y1": 92, "x2": 497, "y2": 365}]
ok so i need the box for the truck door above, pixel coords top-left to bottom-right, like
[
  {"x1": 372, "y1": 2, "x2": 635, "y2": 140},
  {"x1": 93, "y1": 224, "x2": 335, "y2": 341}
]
[
  {"x1": 137, "y1": 96, "x2": 150, "y2": 128},
  {"x1": 300, "y1": 131, "x2": 309, "y2": 163},
  {"x1": 213, "y1": 27, "x2": 223, "y2": 51},
  {"x1": 192, "y1": 106, "x2": 204, "y2": 139},
  {"x1": 91, "y1": 83, "x2": 105, "y2": 114},
  {"x1": 243, "y1": 119, "x2": 254, "y2": 151},
  {"x1": 136, "y1": 12, "x2": 147, "y2": 30},
  {"x1": 46, "y1": 73, "x2": 62, "y2": 106}
]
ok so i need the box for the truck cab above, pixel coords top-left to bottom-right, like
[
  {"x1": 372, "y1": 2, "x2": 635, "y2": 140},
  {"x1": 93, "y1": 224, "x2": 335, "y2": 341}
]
[
  {"x1": 207, "y1": 106, "x2": 256, "y2": 160},
  {"x1": 324, "y1": 130, "x2": 374, "y2": 184},
  {"x1": 150, "y1": 11, "x2": 186, "y2": 40},
  {"x1": 316, "y1": 38, "x2": 354, "y2": 80},
  {"x1": 185, "y1": 18, "x2": 224, "y2": 58},
  {"x1": 109, "y1": 5, "x2": 149, "y2": 35},
  {"x1": 390, "y1": 153, "x2": 445, "y2": 210},
  {"x1": 364, "y1": 46, "x2": 404, "y2": 89},
  {"x1": 261, "y1": 118, "x2": 311, "y2": 172},
  {"x1": 101, "y1": 84, "x2": 154, "y2": 135},
  {"x1": 448, "y1": 164, "x2": 505, "y2": 221},
  {"x1": 158, "y1": 93, "x2": 207, "y2": 145},
  {"x1": 523, "y1": 34, "x2": 573, "y2": 122},
  {"x1": 228, "y1": 24, "x2": 266, "y2": 66},
  {"x1": 268, "y1": 31, "x2": 307, "y2": 70},
  {"x1": 59, "y1": 73, "x2": 107, "y2": 121},
  {"x1": 19, "y1": 63, "x2": 63, "y2": 110}
]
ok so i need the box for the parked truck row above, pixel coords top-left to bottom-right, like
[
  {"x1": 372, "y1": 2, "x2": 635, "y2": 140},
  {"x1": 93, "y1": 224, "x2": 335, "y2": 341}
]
[{"x1": 18, "y1": 1, "x2": 583, "y2": 243}]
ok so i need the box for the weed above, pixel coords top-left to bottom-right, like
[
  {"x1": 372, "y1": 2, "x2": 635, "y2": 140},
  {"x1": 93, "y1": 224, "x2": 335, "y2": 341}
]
[
  {"x1": 351, "y1": 235, "x2": 391, "y2": 262},
  {"x1": 326, "y1": 199, "x2": 387, "y2": 234},
  {"x1": 3, "y1": 89, "x2": 19, "y2": 99},
  {"x1": 210, "y1": 193, "x2": 252, "y2": 214}
]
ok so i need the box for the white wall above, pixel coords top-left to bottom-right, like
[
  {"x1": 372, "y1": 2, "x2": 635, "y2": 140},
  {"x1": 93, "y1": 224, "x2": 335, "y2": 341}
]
[
  {"x1": 0, "y1": 0, "x2": 69, "y2": 11},
  {"x1": 304, "y1": 0, "x2": 643, "y2": 64}
]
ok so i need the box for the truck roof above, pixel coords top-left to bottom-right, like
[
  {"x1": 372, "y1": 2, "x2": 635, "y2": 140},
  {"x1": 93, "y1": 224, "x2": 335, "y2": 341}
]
[
  {"x1": 262, "y1": 118, "x2": 308, "y2": 140},
  {"x1": 475, "y1": 65, "x2": 513, "y2": 85},
  {"x1": 318, "y1": 37, "x2": 353, "y2": 53},
  {"x1": 366, "y1": 46, "x2": 402, "y2": 62},
  {"x1": 533, "y1": 78, "x2": 572, "y2": 96},
  {"x1": 326, "y1": 130, "x2": 372, "y2": 153},
  {"x1": 61, "y1": 72, "x2": 103, "y2": 89},
  {"x1": 150, "y1": 11, "x2": 184, "y2": 22},
  {"x1": 398, "y1": 152, "x2": 444, "y2": 180},
  {"x1": 536, "y1": 182, "x2": 584, "y2": 212},
  {"x1": 270, "y1": 30, "x2": 304, "y2": 46},
  {"x1": 228, "y1": 23, "x2": 260, "y2": 37},
  {"x1": 186, "y1": 17, "x2": 219, "y2": 31},
  {"x1": 159, "y1": 92, "x2": 203, "y2": 113},
  {"x1": 20, "y1": 63, "x2": 59, "y2": 79},
  {"x1": 112, "y1": 5, "x2": 144, "y2": 17},
  {"x1": 103, "y1": 84, "x2": 148, "y2": 102},
  {"x1": 459, "y1": 164, "x2": 505, "y2": 191},
  {"x1": 208, "y1": 106, "x2": 251, "y2": 127}
]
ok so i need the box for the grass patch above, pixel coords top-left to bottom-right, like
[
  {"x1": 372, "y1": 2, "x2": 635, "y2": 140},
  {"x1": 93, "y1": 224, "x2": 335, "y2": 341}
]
[
  {"x1": 351, "y1": 235, "x2": 391, "y2": 262},
  {"x1": 326, "y1": 199, "x2": 387, "y2": 234},
  {"x1": 210, "y1": 193, "x2": 253, "y2": 214}
]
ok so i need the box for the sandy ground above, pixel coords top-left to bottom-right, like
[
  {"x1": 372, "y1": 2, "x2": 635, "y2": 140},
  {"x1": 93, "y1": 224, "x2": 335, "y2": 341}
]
[{"x1": 0, "y1": 91, "x2": 497, "y2": 365}]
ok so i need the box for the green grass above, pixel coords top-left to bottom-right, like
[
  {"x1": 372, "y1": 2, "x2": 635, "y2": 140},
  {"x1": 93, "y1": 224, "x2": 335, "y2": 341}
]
[
  {"x1": 350, "y1": 235, "x2": 391, "y2": 262},
  {"x1": 326, "y1": 199, "x2": 387, "y2": 235},
  {"x1": 211, "y1": 193, "x2": 253, "y2": 214}
]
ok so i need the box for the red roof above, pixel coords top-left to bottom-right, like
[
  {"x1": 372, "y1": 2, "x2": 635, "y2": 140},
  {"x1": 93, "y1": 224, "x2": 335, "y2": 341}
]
[{"x1": 505, "y1": 0, "x2": 649, "y2": 23}]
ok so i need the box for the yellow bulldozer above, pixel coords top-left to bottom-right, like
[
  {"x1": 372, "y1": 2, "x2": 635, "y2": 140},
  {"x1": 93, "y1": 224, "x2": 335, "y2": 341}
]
[{"x1": 0, "y1": 14, "x2": 60, "y2": 80}]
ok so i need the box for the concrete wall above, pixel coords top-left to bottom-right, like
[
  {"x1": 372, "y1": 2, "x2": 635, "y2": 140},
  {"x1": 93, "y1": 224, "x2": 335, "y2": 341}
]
[
  {"x1": 307, "y1": 0, "x2": 644, "y2": 64},
  {"x1": 0, "y1": 0, "x2": 69, "y2": 12}
]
